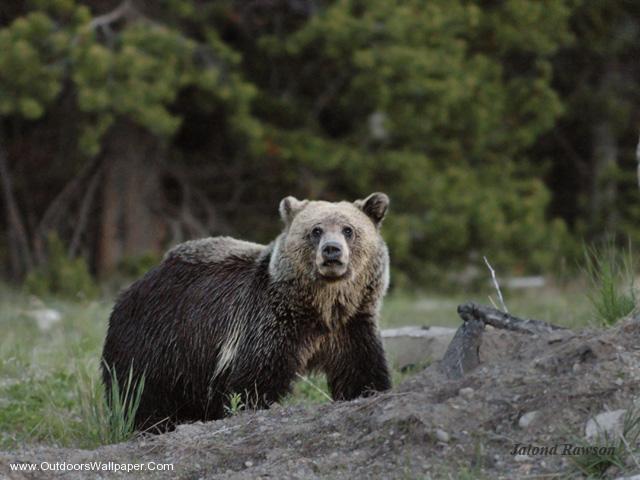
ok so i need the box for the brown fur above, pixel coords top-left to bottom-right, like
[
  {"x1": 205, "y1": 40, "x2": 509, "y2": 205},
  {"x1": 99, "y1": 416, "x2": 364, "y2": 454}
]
[{"x1": 102, "y1": 193, "x2": 392, "y2": 430}]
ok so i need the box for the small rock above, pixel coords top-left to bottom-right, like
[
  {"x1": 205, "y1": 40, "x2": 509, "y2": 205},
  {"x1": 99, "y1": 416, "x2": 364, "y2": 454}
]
[
  {"x1": 585, "y1": 409, "x2": 626, "y2": 440},
  {"x1": 27, "y1": 308, "x2": 62, "y2": 331},
  {"x1": 518, "y1": 411, "x2": 539, "y2": 429},
  {"x1": 514, "y1": 454, "x2": 529, "y2": 462},
  {"x1": 435, "y1": 429, "x2": 450, "y2": 443},
  {"x1": 244, "y1": 461, "x2": 253, "y2": 468},
  {"x1": 382, "y1": 326, "x2": 456, "y2": 369},
  {"x1": 459, "y1": 387, "x2": 474, "y2": 400}
]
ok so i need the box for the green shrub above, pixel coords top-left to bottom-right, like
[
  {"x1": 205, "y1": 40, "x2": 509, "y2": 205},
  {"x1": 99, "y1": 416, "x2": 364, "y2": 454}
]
[
  {"x1": 24, "y1": 233, "x2": 98, "y2": 300},
  {"x1": 224, "y1": 392, "x2": 246, "y2": 416},
  {"x1": 117, "y1": 252, "x2": 161, "y2": 278},
  {"x1": 583, "y1": 239, "x2": 637, "y2": 326}
]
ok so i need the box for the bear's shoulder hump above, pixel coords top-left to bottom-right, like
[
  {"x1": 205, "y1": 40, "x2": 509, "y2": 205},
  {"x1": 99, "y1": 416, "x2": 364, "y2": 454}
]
[{"x1": 165, "y1": 237, "x2": 266, "y2": 265}]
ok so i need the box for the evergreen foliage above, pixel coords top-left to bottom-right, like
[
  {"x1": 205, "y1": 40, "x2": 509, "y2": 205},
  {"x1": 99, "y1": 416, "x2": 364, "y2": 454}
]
[{"x1": 1, "y1": 0, "x2": 635, "y2": 286}]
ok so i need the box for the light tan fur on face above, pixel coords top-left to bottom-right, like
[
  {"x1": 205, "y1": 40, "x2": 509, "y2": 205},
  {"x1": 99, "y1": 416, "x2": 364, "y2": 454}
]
[
  {"x1": 315, "y1": 223, "x2": 350, "y2": 278},
  {"x1": 269, "y1": 199, "x2": 389, "y2": 330}
]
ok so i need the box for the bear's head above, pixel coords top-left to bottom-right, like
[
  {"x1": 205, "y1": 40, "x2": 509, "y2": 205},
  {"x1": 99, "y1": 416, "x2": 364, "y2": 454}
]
[{"x1": 269, "y1": 193, "x2": 389, "y2": 286}]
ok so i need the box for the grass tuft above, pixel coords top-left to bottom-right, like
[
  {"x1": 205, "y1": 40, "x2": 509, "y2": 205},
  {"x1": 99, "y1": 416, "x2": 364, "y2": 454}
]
[
  {"x1": 77, "y1": 363, "x2": 145, "y2": 447},
  {"x1": 583, "y1": 240, "x2": 637, "y2": 326},
  {"x1": 569, "y1": 408, "x2": 640, "y2": 478},
  {"x1": 224, "y1": 392, "x2": 246, "y2": 416}
]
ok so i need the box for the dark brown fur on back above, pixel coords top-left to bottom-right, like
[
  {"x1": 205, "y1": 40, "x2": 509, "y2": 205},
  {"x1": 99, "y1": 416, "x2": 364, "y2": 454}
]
[{"x1": 102, "y1": 195, "x2": 392, "y2": 431}]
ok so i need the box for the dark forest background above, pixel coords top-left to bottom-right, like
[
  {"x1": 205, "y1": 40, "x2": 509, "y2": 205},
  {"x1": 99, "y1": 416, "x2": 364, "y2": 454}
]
[{"x1": 1, "y1": 0, "x2": 639, "y2": 295}]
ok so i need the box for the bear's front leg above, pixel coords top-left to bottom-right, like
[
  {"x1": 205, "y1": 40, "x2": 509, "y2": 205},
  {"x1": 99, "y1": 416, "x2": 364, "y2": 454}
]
[{"x1": 324, "y1": 313, "x2": 391, "y2": 400}]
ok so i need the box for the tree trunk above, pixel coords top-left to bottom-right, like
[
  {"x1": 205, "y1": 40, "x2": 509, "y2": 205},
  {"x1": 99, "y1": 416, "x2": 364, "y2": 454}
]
[
  {"x1": 0, "y1": 134, "x2": 33, "y2": 280},
  {"x1": 96, "y1": 120, "x2": 167, "y2": 275},
  {"x1": 590, "y1": 120, "x2": 618, "y2": 235}
]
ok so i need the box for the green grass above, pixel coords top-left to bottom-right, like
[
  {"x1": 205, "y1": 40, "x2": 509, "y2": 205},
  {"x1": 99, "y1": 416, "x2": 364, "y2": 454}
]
[
  {"x1": 583, "y1": 240, "x2": 637, "y2": 326},
  {"x1": 224, "y1": 392, "x2": 246, "y2": 416},
  {"x1": 78, "y1": 363, "x2": 146, "y2": 446},
  {"x1": 0, "y1": 279, "x2": 601, "y2": 449},
  {"x1": 0, "y1": 288, "x2": 111, "y2": 449},
  {"x1": 282, "y1": 374, "x2": 331, "y2": 406},
  {"x1": 381, "y1": 283, "x2": 593, "y2": 329}
]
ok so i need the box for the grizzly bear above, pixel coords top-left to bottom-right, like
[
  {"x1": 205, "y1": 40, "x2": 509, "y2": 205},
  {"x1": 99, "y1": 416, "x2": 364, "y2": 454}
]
[{"x1": 101, "y1": 193, "x2": 392, "y2": 430}]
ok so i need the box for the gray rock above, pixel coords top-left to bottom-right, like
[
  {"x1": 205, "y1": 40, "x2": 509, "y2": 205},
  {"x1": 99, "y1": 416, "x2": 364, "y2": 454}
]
[
  {"x1": 382, "y1": 326, "x2": 456, "y2": 369},
  {"x1": 518, "y1": 411, "x2": 539, "y2": 429},
  {"x1": 585, "y1": 409, "x2": 627, "y2": 440},
  {"x1": 459, "y1": 387, "x2": 475, "y2": 400},
  {"x1": 26, "y1": 308, "x2": 62, "y2": 331},
  {"x1": 435, "y1": 429, "x2": 450, "y2": 443}
]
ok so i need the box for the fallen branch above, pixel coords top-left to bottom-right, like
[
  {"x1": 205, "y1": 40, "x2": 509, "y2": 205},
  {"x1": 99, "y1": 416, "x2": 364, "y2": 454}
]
[
  {"x1": 440, "y1": 302, "x2": 565, "y2": 379},
  {"x1": 458, "y1": 302, "x2": 565, "y2": 335}
]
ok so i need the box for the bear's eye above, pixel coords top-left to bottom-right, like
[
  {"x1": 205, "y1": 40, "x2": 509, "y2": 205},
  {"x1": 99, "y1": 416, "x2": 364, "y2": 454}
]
[
  {"x1": 342, "y1": 226, "x2": 354, "y2": 239},
  {"x1": 311, "y1": 227, "x2": 323, "y2": 239}
]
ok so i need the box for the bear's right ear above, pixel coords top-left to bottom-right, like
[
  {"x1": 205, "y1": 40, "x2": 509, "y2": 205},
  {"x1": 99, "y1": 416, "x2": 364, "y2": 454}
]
[{"x1": 279, "y1": 196, "x2": 308, "y2": 225}]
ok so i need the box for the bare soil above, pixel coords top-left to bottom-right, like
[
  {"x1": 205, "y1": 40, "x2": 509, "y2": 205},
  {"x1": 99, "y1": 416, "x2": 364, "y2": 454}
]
[{"x1": 2, "y1": 315, "x2": 640, "y2": 479}]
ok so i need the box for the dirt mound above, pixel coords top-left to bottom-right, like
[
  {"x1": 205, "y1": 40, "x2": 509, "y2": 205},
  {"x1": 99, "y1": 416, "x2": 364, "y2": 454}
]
[{"x1": 2, "y1": 316, "x2": 640, "y2": 479}]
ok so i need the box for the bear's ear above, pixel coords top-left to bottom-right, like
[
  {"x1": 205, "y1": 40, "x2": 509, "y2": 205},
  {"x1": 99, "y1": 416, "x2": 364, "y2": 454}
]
[
  {"x1": 355, "y1": 192, "x2": 389, "y2": 227},
  {"x1": 279, "y1": 196, "x2": 308, "y2": 225}
]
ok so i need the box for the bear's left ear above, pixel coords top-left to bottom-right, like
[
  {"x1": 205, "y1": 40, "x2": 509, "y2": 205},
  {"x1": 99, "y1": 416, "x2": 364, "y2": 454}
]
[
  {"x1": 355, "y1": 192, "x2": 389, "y2": 227},
  {"x1": 279, "y1": 196, "x2": 308, "y2": 225}
]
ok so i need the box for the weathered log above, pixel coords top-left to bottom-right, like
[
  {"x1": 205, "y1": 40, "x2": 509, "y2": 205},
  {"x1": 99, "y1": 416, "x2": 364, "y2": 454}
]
[
  {"x1": 440, "y1": 315, "x2": 484, "y2": 380},
  {"x1": 440, "y1": 302, "x2": 565, "y2": 379},
  {"x1": 458, "y1": 302, "x2": 565, "y2": 335}
]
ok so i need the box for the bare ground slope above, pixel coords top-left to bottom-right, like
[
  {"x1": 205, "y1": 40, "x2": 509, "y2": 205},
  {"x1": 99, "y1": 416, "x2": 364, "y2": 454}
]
[{"x1": 2, "y1": 316, "x2": 640, "y2": 479}]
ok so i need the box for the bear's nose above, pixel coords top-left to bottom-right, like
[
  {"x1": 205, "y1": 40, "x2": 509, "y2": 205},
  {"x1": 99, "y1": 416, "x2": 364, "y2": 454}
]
[{"x1": 321, "y1": 242, "x2": 343, "y2": 262}]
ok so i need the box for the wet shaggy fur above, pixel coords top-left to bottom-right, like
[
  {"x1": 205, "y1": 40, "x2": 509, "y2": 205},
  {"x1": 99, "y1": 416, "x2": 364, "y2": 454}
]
[{"x1": 102, "y1": 194, "x2": 392, "y2": 430}]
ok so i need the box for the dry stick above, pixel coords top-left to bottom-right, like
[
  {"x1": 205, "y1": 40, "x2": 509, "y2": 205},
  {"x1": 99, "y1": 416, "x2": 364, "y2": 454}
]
[{"x1": 483, "y1": 256, "x2": 508, "y2": 313}]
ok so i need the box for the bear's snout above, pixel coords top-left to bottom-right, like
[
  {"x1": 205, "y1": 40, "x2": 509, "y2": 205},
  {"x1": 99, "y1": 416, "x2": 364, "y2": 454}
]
[
  {"x1": 316, "y1": 233, "x2": 349, "y2": 279},
  {"x1": 321, "y1": 241, "x2": 343, "y2": 262}
]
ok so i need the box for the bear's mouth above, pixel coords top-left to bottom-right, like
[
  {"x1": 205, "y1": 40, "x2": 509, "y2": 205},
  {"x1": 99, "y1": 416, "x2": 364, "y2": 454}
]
[
  {"x1": 323, "y1": 259, "x2": 343, "y2": 267},
  {"x1": 317, "y1": 260, "x2": 348, "y2": 280}
]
